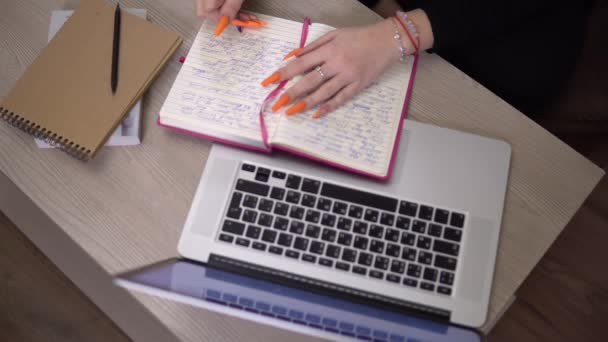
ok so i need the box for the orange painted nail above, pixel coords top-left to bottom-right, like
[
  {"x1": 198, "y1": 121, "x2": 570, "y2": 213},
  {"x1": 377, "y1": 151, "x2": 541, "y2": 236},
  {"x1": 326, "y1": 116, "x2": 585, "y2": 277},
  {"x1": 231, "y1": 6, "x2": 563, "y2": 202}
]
[
  {"x1": 251, "y1": 19, "x2": 268, "y2": 26},
  {"x1": 272, "y1": 94, "x2": 291, "y2": 112},
  {"x1": 214, "y1": 16, "x2": 230, "y2": 36},
  {"x1": 231, "y1": 19, "x2": 261, "y2": 27},
  {"x1": 286, "y1": 101, "x2": 307, "y2": 116},
  {"x1": 312, "y1": 104, "x2": 330, "y2": 119},
  {"x1": 261, "y1": 72, "x2": 281, "y2": 86},
  {"x1": 283, "y1": 48, "x2": 303, "y2": 60}
]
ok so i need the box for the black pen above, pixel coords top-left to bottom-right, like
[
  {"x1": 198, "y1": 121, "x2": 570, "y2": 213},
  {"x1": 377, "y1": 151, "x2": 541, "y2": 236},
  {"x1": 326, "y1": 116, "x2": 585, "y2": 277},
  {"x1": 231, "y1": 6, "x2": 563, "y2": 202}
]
[{"x1": 111, "y1": 3, "x2": 121, "y2": 94}]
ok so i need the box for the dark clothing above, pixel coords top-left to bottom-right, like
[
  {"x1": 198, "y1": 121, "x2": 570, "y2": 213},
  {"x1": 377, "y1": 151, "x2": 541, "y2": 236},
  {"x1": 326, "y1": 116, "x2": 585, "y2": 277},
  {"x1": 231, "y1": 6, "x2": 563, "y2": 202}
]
[{"x1": 360, "y1": 0, "x2": 590, "y2": 115}]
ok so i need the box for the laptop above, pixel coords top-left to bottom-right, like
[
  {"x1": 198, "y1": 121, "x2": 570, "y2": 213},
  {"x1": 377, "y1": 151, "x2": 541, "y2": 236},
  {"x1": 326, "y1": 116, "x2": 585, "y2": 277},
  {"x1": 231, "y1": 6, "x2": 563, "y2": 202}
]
[
  {"x1": 116, "y1": 258, "x2": 483, "y2": 341},
  {"x1": 174, "y1": 118, "x2": 511, "y2": 328}
]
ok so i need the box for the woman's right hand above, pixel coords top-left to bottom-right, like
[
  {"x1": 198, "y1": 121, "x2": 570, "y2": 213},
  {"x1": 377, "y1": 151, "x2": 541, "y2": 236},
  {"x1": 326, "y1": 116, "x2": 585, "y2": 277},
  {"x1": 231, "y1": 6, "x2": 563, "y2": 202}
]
[{"x1": 194, "y1": 0, "x2": 246, "y2": 20}]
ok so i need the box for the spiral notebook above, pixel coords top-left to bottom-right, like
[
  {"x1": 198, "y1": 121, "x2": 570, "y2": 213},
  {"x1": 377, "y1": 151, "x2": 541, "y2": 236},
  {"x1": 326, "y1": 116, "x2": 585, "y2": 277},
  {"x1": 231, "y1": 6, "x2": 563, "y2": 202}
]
[
  {"x1": 0, "y1": 0, "x2": 181, "y2": 160},
  {"x1": 158, "y1": 14, "x2": 417, "y2": 180}
]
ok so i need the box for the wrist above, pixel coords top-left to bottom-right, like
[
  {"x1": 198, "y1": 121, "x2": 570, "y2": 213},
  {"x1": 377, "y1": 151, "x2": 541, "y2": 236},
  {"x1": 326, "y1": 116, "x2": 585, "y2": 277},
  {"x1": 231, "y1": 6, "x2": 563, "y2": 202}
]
[{"x1": 378, "y1": 18, "x2": 415, "y2": 64}]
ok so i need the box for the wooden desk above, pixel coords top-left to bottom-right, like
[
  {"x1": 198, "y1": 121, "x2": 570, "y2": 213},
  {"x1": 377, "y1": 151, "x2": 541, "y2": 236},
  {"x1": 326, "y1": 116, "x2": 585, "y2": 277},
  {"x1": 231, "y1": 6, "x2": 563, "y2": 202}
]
[{"x1": 0, "y1": 0, "x2": 603, "y2": 340}]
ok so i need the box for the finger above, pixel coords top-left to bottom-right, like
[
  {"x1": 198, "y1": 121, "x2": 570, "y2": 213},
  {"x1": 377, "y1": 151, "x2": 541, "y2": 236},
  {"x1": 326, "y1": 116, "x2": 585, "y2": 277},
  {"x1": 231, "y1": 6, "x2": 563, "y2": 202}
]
[
  {"x1": 220, "y1": 0, "x2": 243, "y2": 19},
  {"x1": 278, "y1": 48, "x2": 327, "y2": 81},
  {"x1": 195, "y1": 0, "x2": 206, "y2": 17},
  {"x1": 271, "y1": 65, "x2": 338, "y2": 112},
  {"x1": 297, "y1": 30, "x2": 338, "y2": 57},
  {"x1": 239, "y1": 12, "x2": 258, "y2": 21},
  {"x1": 314, "y1": 82, "x2": 359, "y2": 118},
  {"x1": 302, "y1": 76, "x2": 349, "y2": 111},
  {"x1": 204, "y1": 0, "x2": 224, "y2": 12}
]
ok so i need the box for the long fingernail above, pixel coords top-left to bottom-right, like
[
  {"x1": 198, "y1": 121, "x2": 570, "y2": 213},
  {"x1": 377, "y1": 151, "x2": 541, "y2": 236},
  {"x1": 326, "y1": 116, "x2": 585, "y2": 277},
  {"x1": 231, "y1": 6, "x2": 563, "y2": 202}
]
[
  {"x1": 261, "y1": 72, "x2": 281, "y2": 86},
  {"x1": 214, "y1": 16, "x2": 230, "y2": 36},
  {"x1": 286, "y1": 101, "x2": 307, "y2": 116},
  {"x1": 283, "y1": 48, "x2": 303, "y2": 60},
  {"x1": 251, "y1": 19, "x2": 268, "y2": 26},
  {"x1": 312, "y1": 104, "x2": 330, "y2": 119},
  {"x1": 231, "y1": 19, "x2": 261, "y2": 27},
  {"x1": 271, "y1": 94, "x2": 291, "y2": 112}
]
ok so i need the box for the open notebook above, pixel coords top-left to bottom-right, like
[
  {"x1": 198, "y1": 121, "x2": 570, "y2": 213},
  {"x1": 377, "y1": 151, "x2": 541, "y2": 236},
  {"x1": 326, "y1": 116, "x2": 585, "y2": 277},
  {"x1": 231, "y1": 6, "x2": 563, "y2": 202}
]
[{"x1": 158, "y1": 14, "x2": 416, "y2": 179}]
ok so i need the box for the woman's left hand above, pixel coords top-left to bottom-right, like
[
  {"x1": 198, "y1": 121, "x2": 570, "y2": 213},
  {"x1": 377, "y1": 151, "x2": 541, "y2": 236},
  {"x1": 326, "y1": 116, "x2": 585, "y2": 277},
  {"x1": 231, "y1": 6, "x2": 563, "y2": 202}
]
[{"x1": 261, "y1": 19, "x2": 404, "y2": 118}]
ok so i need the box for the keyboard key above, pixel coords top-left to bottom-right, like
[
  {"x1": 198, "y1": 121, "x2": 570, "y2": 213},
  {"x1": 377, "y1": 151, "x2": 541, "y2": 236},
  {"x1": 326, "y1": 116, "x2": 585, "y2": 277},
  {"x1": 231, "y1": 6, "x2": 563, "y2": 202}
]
[
  {"x1": 399, "y1": 201, "x2": 418, "y2": 217},
  {"x1": 390, "y1": 260, "x2": 405, "y2": 274},
  {"x1": 252, "y1": 241, "x2": 266, "y2": 251},
  {"x1": 395, "y1": 216, "x2": 411, "y2": 230},
  {"x1": 305, "y1": 210, "x2": 320, "y2": 223},
  {"x1": 342, "y1": 248, "x2": 357, "y2": 262},
  {"x1": 412, "y1": 220, "x2": 426, "y2": 234},
  {"x1": 353, "y1": 266, "x2": 367, "y2": 275},
  {"x1": 270, "y1": 187, "x2": 285, "y2": 200},
  {"x1": 326, "y1": 245, "x2": 341, "y2": 258},
  {"x1": 258, "y1": 198, "x2": 274, "y2": 212},
  {"x1": 369, "y1": 225, "x2": 384, "y2": 238},
  {"x1": 242, "y1": 209, "x2": 257, "y2": 223},
  {"x1": 294, "y1": 237, "x2": 309, "y2": 251},
  {"x1": 370, "y1": 240, "x2": 385, "y2": 254},
  {"x1": 364, "y1": 209, "x2": 379, "y2": 222},
  {"x1": 273, "y1": 217, "x2": 289, "y2": 231},
  {"x1": 387, "y1": 274, "x2": 401, "y2": 283},
  {"x1": 289, "y1": 221, "x2": 305, "y2": 235},
  {"x1": 286, "y1": 191, "x2": 301, "y2": 204},
  {"x1": 380, "y1": 213, "x2": 395, "y2": 226},
  {"x1": 417, "y1": 236, "x2": 432, "y2": 250},
  {"x1": 336, "y1": 262, "x2": 350, "y2": 271},
  {"x1": 440, "y1": 271, "x2": 454, "y2": 285},
  {"x1": 401, "y1": 232, "x2": 416, "y2": 246},
  {"x1": 336, "y1": 217, "x2": 352, "y2": 231},
  {"x1": 274, "y1": 202, "x2": 289, "y2": 216},
  {"x1": 369, "y1": 270, "x2": 384, "y2": 279},
  {"x1": 286, "y1": 175, "x2": 302, "y2": 189},
  {"x1": 236, "y1": 179, "x2": 269, "y2": 196},
  {"x1": 420, "y1": 282, "x2": 435, "y2": 291},
  {"x1": 310, "y1": 241, "x2": 326, "y2": 255},
  {"x1": 219, "y1": 233, "x2": 234, "y2": 243},
  {"x1": 319, "y1": 258, "x2": 333, "y2": 267},
  {"x1": 418, "y1": 205, "x2": 434, "y2": 220},
  {"x1": 321, "y1": 213, "x2": 337, "y2": 227},
  {"x1": 434, "y1": 255, "x2": 458, "y2": 271},
  {"x1": 434, "y1": 209, "x2": 450, "y2": 224},
  {"x1": 236, "y1": 238, "x2": 250, "y2": 247},
  {"x1": 418, "y1": 251, "x2": 433, "y2": 265},
  {"x1": 437, "y1": 286, "x2": 452, "y2": 295},
  {"x1": 385, "y1": 228, "x2": 400, "y2": 242},
  {"x1": 407, "y1": 264, "x2": 422, "y2": 278},
  {"x1": 444, "y1": 227, "x2": 462, "y2": 242},
  {"x1": 301, "y1": 194, "x2": 316, "y2": 207},
  {"x1": 255, "y1": 167, "x2": 271, "y2": 182},
  {"x1": 289, "y1": 206, "x2": 305, "y2": 220},
  {"x1": 358, "y1": 252, "x2": 373, "y2": 266},
  {"x1": 423, "y1": 268, "x2": 438, "y2": 282},
  {"x1": 229, "y1": 191, "x2": 242, "y2": 207},
  {"x1": 258, "y1": 213, "x2": 273, "y2": 227},
  {"x1": 226, "y1": 207, "x2": 242, "y2": 219},
  {"x1": 337, "y1": 232, "x2": 353, "y2": 246},
  {"x1": 374, "y1": 256, "x2": 389, "y2": 270},
  {"x1": 261, "y1": 229, "x2": 277, "y2": 243},
  {"x1": 402, "y1": 278, "x2": 418, "y2": 287},
  {"x1": 353, "y1": 221, "x2": 368, "y2": 235},
  {"x1": 321, "y1": 183, "x2": 398, "y2": 212},
  {"x1": 302, "y1": 254, "x2": 316, "y2": 263},
  {"x1": 272, "y1": 170, "x2": 286, "y2": 179},
  {"x1": 301, "y1": 178, "x2": 321, "y2": 194},
  {"x1": 332, "y1": 201, "x2": 348, "y2": 215},
  {"x1": 353, "y1": 236, "x2": 369, "y2": 250},
  {"x1": 278, "y1": 233, "x2": 293, "y2": 247},
  {"x1": 246, "y1": 225, "x2": 262, "y2": 239},
  {"x1": 428, "y1": 224, "x2": 443, "y2": 237},
  {"x1": 305, "y1": 225, "x2": 321, "y2": 238},
  {"x1": 450, "y1": 212, "x2": 465, "y2": 228},
  {"x1": 433, "y1": 240, "x2": 460, "y2": 256},
  {"x1": 286, "y1": 250, "x2": 300, "y2": 259},
  {"x1": 321, "y1": 228, "x2": 337, "y2": 242},
  {"x1": 269, "y1": 245, "x2": 283, "y2": 255},
  {"x1": 317, "y1": 198, "x2": 332, "y2": 211},
  {"x1": 243, "y1": 195, "x2": 258, "y2": 208},
  {"x1": 386, "y1": 243, "x2": 401, "y2": 257},
  {"x1": 222, "y1": 219, "x2": 245, "y2": 235},
  {"x1": 241, "y1": 163, "x2": 255, "y2": 172},
  {"x1": 348, "y1": 205, "x2": 363, "y2": 219},
  {"x1": 401, "y1": 247, "x2": 416, "y2": 261}
]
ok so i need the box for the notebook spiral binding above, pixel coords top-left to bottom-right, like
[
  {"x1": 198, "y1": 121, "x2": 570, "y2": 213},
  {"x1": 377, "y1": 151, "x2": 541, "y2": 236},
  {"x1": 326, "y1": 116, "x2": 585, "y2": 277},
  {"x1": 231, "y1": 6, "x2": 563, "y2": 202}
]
[{"x1": 0, "y1": 107, "x2": 91, "y2": 160}]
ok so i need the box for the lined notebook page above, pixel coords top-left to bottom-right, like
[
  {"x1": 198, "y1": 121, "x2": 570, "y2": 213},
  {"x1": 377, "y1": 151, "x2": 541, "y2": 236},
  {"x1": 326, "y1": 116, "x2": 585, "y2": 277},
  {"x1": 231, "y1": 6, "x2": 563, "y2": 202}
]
[{"x1": 159, "y1": 14, "x2": 304, "y2": 146}]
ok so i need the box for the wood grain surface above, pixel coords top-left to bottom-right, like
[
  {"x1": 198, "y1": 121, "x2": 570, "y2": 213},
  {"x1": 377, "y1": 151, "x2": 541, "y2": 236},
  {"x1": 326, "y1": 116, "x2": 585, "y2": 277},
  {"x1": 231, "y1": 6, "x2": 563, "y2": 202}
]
[{"x1": 0, "y1": 0, "x2": 604, "y2": 341}]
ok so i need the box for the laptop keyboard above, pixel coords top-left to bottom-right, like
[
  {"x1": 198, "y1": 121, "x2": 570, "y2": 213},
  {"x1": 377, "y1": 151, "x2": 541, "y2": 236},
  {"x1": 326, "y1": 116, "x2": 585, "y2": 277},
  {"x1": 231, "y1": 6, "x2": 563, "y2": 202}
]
[{"x1": 217, "y1": 162, "x2": 466, "y2": 297}]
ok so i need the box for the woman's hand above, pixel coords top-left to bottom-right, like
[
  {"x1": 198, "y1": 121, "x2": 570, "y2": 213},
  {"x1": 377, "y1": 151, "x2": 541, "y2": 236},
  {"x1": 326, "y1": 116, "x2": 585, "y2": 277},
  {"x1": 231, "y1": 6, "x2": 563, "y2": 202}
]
[
  {"x1": 194, "y1": 0, "x2": 253, "y2": 20},
  {"x1": 261, "y1": 19, "x2": 406, "y2": 118}
]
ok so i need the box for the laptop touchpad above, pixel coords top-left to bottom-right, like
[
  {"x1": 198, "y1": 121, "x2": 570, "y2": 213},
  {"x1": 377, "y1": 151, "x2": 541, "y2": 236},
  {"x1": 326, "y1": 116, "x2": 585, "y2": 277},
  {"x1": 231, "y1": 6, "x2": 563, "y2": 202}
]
[{"x1": 457, "y1": 216, "x2": 495, "y2": 301}]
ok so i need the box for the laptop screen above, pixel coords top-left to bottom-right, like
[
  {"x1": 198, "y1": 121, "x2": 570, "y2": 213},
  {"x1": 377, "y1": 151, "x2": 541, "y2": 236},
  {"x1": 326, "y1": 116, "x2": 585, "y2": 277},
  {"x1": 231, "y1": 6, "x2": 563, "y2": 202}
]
[{"x1": 117, "y1": 259, "x2": 480, "y2": 342}]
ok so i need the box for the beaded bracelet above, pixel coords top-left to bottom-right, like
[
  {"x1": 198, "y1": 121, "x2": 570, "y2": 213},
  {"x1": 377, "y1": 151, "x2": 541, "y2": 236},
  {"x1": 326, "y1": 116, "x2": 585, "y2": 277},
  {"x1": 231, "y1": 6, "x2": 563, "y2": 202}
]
[
  {"x1": 390, "y1": 18, "x2": 409, "y2": 62},
  {"x1": 395, "y1": 11, "x2": 420, "y2": 54}
]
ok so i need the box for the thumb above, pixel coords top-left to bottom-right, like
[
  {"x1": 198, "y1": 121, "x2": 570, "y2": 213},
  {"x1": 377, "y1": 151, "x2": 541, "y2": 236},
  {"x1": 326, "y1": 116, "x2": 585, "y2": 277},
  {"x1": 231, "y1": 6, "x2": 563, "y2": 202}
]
[{"x1": 219, "y1": 0, "x2": 244, "y2": 19}]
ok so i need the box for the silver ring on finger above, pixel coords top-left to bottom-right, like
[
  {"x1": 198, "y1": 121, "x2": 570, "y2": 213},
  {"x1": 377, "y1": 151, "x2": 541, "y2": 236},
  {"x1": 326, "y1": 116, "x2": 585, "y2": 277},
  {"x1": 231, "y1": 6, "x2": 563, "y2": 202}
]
[{"x1": 314, "y1": 65, "x2": 325, "y2": 79}]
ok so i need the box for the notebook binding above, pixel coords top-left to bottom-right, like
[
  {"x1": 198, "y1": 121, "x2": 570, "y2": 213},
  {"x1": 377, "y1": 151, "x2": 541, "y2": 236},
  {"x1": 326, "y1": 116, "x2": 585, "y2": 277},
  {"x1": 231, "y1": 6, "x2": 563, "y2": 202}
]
[{"x1": 0, "y1": 107, "x2": 91, "y2": 160}]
